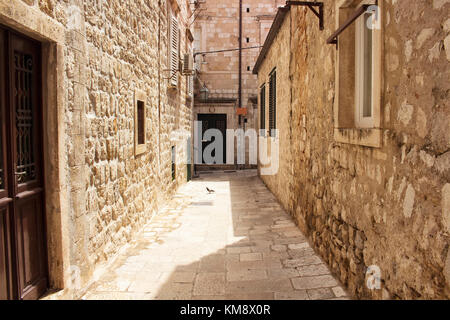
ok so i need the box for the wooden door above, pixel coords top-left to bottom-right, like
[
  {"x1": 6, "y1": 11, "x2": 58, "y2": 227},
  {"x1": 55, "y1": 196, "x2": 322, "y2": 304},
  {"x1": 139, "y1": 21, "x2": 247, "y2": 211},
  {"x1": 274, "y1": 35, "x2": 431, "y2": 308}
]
[
  {"x1": 198, "y1": 114, "x2": 227, "y2": 164},
  {"x1": 0, "y1": 26, "x2": 48, "y2": 300},
  {"x1": 0, "y1": 26, "x2": 14, "y2": 301}
]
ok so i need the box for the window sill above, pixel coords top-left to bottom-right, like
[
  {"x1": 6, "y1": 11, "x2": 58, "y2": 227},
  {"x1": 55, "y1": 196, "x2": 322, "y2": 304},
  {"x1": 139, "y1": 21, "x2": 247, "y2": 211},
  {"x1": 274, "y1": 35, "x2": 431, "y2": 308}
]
[
  {"x1": 334, "y1": 128, "x2": 382, "y2": 148},
  {"x1": 135, "y1": 144, "x2": 147, "y2": 156}
]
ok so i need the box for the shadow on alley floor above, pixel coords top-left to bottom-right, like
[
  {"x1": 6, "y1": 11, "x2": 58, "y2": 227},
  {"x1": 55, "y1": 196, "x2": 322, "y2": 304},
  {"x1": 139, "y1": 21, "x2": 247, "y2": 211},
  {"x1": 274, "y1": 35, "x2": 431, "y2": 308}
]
[{"x1": 81, "y1": 170, "x2": 350, "y2": 300}]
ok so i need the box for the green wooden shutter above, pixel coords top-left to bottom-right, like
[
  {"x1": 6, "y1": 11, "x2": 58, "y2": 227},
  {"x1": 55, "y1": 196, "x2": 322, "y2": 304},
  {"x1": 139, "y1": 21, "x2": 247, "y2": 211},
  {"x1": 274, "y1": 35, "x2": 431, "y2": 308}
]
[
  {"x1": 260, "y1": 85, "x2": 266, "y2": 135},
  {"x1": 269, "y1": 69, "x2": 276, "y2": 136}
]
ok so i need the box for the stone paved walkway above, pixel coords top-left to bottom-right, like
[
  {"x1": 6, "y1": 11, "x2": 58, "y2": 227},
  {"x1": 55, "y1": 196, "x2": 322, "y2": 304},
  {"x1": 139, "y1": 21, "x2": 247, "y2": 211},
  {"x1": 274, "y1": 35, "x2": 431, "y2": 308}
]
[{"x1": 81, "y1": 170, "x2": 350, "y2": 300}]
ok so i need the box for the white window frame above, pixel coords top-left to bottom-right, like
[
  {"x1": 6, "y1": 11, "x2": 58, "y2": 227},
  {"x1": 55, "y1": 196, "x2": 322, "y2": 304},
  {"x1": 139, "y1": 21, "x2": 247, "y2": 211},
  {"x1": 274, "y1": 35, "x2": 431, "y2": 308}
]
[{"x1": 354, "y1": 2, "x2": 381, "y2": 129}]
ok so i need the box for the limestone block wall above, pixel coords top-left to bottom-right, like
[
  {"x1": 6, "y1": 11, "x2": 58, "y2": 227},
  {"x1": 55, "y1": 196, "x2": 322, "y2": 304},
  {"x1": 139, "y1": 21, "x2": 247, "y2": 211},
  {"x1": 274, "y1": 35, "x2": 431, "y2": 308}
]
[
  {"x1": 257, "y1": 10, "x2": 293, "y2": 208},
  {"x1": 83, "y1": 0, "x2": 192, "y2": 269},
  {"x1": 258, "y1": 1, "x2": 450, "y2": 299},
  {"x1": 1, "y1": 0, "x2": 193, "y2": 297}
]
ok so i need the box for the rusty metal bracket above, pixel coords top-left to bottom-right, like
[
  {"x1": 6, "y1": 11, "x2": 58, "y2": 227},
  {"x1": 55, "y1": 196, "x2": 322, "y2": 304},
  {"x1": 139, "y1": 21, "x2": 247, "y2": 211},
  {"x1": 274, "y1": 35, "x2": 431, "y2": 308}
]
[
  {"x1": 326, "y1": 4, "x2": 371, "y2": 49},
  {"x1": 286, "y1": 1, "x2": 324, "y2": 31}
]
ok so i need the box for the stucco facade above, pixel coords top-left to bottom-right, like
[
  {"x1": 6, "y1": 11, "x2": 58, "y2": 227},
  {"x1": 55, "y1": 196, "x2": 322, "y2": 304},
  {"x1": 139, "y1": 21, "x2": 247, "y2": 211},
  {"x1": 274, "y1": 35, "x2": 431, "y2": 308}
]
[{"x1": 255, "y1": 0, "x2": 450, "y2": 299}]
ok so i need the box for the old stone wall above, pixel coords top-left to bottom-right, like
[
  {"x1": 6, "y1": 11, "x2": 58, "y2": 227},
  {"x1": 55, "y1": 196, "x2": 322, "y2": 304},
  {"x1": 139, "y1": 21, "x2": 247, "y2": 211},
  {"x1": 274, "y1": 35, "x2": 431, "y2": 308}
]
[
  {"x1": 258, "y1": 0, "x2": 450, "y2": 299},
  {"x1": 257, "y1": 10, "x2": 293, "y2": 208},
  {"x1": 1, "y1": 0, "x2": 193, "y2": 297},
  {"x1": 83, "y1": 0, "x2": 193, "y2": 273}
]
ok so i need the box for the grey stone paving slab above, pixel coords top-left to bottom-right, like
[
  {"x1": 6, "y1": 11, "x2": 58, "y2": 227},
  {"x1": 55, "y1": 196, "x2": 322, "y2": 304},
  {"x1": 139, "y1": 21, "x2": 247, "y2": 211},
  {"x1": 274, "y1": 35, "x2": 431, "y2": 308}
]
[
  {"x1": 291, "y1": 275, "x2": 340, "y2": 290},
  {"x1": 226, "y1": 269, "x2": 268, "y2": 282},
  {"x1": 307, "y1": 287, "x2": 335, "y2": 300},
  {"x1": 297, "y1": 264, "x2": 332, "y2": 277},
  {"x1": 283, "y1": 256, "x2": 323, "y2": 268},
  {"x1": 193, "y1": 273, "x2": 226, "y2": 296},
  {"x1": 226, "y1": 292, "x2": 274, "y2": 300},
  {"x1": 240, "y1": 252, "x2": 263, "y2": 262},
  {"x1": 268, "y1": 268, "x2": 300, "y2": 279},
  {"x1": 274, "y1": 290, "x2": 309, "y2": 300},
  {"x1": 225, "y1": 278, "x2": 293, "y2": 294}
]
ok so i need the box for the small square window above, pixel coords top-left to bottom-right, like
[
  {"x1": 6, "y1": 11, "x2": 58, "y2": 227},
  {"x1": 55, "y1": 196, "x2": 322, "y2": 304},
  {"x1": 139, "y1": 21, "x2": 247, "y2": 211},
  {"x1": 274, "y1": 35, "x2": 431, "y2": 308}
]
[
  {"x1": 246, "y1": 8, "x2": 250, "y2": 13},
  {"x1": 247, "y1": 66, "x2": 251, "y2": 71},
  {"x1": 246, "y1": 37, "x2": 250, "y2": 43}
]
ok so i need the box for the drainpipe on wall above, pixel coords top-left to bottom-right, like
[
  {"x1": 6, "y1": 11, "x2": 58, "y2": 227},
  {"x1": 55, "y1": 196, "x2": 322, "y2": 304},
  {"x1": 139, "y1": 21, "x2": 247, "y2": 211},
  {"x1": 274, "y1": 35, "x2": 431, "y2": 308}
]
[
  {"x1": 238, "y1": 0, "x2": 243, "y2": 170},
  {"x1": 158, "y1": 0, "x2": 162, "y2": 172},
  {"x1": 238, "y1": 0, "x2": 242, "y2": 111}
]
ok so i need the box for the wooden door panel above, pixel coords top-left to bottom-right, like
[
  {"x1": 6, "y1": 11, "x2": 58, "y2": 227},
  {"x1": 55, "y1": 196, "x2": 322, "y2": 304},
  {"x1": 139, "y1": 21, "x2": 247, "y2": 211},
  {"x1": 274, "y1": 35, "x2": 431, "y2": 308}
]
[
  {"x1": 0, "y1": 27, "x2": 6, "y2": 196},
  {"x1": 0, "y1": 210, "x2": 7, "y2": 300},
  {"x1": 0, "y1": 206, "x2": 12, "y2": 300},
  {"x1": 0, "y1": 26, "x2": 13, "y2": 301},
  {"x1": 15, "y1": 192, "x2": 46, "y2": 299}
]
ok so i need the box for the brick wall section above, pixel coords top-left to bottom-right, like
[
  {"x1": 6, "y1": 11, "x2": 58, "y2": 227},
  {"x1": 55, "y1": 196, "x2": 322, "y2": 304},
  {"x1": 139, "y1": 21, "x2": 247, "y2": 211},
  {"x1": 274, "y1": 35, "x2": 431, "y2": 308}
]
[{"x1": 257, "y1": 1, "x2": 450, "y2": 299}]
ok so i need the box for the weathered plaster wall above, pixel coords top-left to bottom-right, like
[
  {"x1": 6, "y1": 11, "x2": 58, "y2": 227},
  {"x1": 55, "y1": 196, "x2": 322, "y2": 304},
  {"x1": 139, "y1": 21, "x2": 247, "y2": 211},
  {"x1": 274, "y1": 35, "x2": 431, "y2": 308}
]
[
  {"x1": 258, "y1": 0, "x2": 450, "y2": 299},
  {"x1": 1, "y1": 0, "x2": 193, "y2": 298}
]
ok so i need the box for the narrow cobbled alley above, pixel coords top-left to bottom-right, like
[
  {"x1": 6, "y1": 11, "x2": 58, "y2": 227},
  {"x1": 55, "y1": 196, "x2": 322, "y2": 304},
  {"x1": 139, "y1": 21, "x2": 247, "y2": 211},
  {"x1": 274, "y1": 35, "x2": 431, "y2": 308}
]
[{"x1": 81, "y1": 171, "x2": 349, "y2": 300}]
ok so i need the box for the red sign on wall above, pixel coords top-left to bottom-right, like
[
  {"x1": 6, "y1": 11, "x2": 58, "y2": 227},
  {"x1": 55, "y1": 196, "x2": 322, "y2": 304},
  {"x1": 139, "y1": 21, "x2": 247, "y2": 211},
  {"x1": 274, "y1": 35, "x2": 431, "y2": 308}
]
[{"x1": 237, "y1": 108, "x2": 248, "y2": 116}]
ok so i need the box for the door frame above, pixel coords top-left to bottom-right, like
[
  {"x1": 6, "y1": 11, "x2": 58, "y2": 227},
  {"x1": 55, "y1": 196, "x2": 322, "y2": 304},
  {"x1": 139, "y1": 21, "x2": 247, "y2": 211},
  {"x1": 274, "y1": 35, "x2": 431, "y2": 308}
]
[
  {"x1": 0, "y1": 2, "x2": 69, "y2": 296},
  {"x1": 0, "y1": 25, "x2": 14, "y2": 301},
  {"x1": 1, "y1": 24, "x2": 49, "y2": 300}
]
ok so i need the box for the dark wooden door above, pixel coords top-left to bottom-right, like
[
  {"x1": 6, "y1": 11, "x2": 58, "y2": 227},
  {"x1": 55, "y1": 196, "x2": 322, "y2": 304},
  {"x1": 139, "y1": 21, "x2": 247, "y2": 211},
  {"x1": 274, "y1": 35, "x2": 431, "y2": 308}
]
[
  {"x1": 0, "y1": 25, "x2": 14, "y2": 301},
  {"x1": 198, "y1": 114, "x2": 227, "y2": 164},
  {"x1": 0, "y1": 26, "x2": 48, "y2": 300}
]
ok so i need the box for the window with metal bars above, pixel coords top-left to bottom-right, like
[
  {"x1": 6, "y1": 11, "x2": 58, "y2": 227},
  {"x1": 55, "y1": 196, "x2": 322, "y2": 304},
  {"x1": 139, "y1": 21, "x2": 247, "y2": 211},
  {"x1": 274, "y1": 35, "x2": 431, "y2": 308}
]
[
  {"x1": 268, "y1": 68, "x2": 276, "y2": 137},
  {"x1": 260, "y1": 84, "x2": 266, "y2": 136}
]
